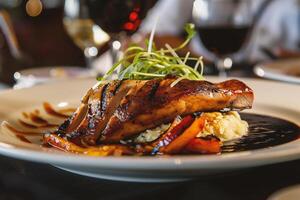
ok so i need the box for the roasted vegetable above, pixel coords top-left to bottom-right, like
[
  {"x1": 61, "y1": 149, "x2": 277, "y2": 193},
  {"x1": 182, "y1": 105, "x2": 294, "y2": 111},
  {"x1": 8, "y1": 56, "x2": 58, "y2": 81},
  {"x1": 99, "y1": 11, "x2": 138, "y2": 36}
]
[
  {"x1": 160, "y1": 115, "x2": 206, "y2": 154},
  {"x1": 151, "y1": 115, "x2": 195, "y2": 154},
  {"x1": 184, "y1": 137, "x2": 221, "y2": 154}
]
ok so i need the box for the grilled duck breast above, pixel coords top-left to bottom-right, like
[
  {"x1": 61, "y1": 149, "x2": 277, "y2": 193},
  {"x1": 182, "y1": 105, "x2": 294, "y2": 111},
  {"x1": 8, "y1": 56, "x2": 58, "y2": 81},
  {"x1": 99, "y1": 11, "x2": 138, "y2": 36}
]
[{"x1": 54, "y1": 78, "x2": 253, "y2": 146}]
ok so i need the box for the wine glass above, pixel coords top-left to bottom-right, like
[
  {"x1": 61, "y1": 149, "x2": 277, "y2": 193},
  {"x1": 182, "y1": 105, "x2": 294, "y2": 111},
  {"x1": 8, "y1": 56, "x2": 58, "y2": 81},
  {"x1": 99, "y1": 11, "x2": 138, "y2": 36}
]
[
  {"x1": 193, "y1": 0, "x2": 253, "y2": 77},
  {"x1": 87, "y1": 0, "x2": 156, "y2": 70},
  {"x1": 63, "y1": 0, "x2": 154, "y2": 73},
  {"x1": 63, "y1": 0, "x2": 110, "y2": 69}
]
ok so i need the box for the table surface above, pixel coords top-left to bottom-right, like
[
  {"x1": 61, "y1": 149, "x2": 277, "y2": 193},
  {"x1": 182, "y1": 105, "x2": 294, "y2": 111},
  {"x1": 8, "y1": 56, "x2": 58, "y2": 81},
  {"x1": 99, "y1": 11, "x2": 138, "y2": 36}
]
[{"x1": 1, "y1": 150, "x2": 300, "y2": 200}]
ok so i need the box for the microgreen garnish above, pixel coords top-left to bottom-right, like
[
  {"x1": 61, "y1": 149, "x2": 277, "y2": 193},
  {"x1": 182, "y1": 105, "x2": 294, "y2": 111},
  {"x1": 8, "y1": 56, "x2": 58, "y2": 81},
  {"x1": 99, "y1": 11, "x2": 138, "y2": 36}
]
[{"x1": 99, "y1": 23, "x2": 204, "y2": 86}]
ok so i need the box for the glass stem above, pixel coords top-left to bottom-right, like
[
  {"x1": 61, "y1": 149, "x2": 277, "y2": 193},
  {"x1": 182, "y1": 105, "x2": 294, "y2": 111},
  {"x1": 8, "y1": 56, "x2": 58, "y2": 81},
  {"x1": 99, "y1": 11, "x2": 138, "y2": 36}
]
[
  {"x1": 215, "y1": 56, "x2": 232, "y2": 78},
  {"x1": 109, "y1": 33, "x2": 123, "y2": 75},
  {"x1": 110, "y1": 33, "x2": 123, "y2": 63},
  {"x1": 84, "y1": 46, "x2": 98, "y2": 70},
  {"x1": 84, "y1": 55, "x2": 93, "y2": 69},
  {"x1": 110, "y1": 40, "x2": 119, "y2": 65}
]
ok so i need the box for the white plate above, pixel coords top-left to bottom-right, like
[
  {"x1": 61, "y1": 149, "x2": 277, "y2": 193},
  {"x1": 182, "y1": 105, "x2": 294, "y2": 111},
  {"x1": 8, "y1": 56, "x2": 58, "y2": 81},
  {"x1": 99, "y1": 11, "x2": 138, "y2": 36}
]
[
  {"x1": 0, "y1": 77, "x2": 299, "y2": 183},
  {"x1": 254, "y1": 58, "x2": 300, "y2": 84},
  {"x1": 13, "y1": 66, "x2": 95, "y2": 89}
]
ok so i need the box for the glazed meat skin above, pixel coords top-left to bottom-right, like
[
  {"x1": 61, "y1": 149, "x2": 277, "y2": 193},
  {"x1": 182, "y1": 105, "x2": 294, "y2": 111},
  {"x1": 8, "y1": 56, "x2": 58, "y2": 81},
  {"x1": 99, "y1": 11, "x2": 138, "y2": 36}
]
[{"x1": 56, "y1": 78, "x2": 253, "y2": 145}]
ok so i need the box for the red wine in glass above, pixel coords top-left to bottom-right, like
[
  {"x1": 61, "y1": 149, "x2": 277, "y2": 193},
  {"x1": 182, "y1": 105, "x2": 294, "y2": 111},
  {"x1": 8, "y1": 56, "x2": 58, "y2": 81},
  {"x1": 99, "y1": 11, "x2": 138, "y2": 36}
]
[
  {"x1": 87, "y1": 0, "x2": 157, "y2": 65},
  {"x1": 197, "y1": 25, "x2": 251, "y2": 56},
  {"x1": 88, "y1": 0, "x2": 157, "y2": 35}
]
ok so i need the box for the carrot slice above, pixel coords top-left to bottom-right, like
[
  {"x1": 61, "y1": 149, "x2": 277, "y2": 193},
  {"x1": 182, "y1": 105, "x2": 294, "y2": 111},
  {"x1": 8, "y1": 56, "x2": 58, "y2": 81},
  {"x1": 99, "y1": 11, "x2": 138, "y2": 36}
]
[
  {"x1": 151, "y1": 115, "x2": 195, "y2": 154},
  {"x1": 185, "y1": 138, "x2": 221, "y2": 154},
  {"x1": 160, "y1": 116, "x2": 206, "y2": 154}
]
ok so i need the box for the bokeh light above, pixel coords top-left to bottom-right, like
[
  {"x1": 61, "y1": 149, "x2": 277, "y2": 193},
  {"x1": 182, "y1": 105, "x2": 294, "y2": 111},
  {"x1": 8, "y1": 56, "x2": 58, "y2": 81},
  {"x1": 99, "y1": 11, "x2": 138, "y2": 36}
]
[{"x1": 26, "y1": 0, "x2": 43, "y2": 17}]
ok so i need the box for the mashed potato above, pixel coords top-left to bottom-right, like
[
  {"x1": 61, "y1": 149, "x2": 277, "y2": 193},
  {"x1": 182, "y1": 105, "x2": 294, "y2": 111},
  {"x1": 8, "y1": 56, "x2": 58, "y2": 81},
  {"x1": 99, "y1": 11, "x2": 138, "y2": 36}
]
[
  {"x1": 134, "y1": 123, "x2": 170, "y2": 143},
  {"x1": 198, "y1": 111, "x2": 248, "y2": 141}
]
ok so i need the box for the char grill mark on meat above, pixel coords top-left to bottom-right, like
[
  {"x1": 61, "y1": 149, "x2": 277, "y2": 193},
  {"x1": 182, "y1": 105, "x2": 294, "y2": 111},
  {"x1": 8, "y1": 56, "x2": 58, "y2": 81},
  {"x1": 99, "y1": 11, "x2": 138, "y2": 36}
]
[
  {"x1": 112, "y1": 80, "x2": 124, "y2": 95},
  {"x1": 55, "y1": 78, "x2": 254, "y2": 145},
  {"x1": 100, "y1": 83, "x2": 109, "y2": 112},
  {"x1": 66, "y1": 82, "x2": 109, "y2": 145},
  {"x1": 148, "y1": 80, "x2": 161, "y2": 99},
  {"x1": 64, "y1": 80, "x2": 142, "y2": 146}
]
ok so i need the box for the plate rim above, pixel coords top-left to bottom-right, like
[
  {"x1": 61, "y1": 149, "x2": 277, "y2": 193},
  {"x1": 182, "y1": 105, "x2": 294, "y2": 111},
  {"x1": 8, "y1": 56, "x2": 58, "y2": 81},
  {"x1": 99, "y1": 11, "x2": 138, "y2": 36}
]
[{"x1": 0, "y1": 139, "x2": 300, "y2": 169}]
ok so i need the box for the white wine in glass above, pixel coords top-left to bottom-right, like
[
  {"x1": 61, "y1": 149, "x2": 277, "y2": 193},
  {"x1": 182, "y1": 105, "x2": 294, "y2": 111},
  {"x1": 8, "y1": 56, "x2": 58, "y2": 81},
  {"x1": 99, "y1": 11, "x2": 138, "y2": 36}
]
[{"x1": 63, "y1": 18, "x2": 110, "y2": 52}]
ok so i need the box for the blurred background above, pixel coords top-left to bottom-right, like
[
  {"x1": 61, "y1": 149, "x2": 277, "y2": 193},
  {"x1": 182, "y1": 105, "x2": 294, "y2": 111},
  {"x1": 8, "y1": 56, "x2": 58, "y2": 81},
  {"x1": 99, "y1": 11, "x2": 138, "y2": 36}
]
[{"x1": 0, "y1": 0, "x2": 299, "y2": 87}]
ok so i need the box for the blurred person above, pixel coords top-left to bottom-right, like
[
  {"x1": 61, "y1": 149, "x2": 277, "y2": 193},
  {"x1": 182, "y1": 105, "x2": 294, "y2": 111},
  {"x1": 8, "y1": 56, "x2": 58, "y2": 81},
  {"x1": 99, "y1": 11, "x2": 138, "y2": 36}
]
[{"x1": 138, "y1": 0, "x2": 300, "y2": 62}]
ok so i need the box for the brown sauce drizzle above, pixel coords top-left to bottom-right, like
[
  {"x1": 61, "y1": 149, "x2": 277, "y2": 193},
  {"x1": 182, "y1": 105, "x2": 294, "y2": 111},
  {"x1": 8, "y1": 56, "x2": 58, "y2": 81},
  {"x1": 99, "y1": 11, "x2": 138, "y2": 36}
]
[
  {"x1": 58, "y1": 108, "x2": 76, "y2": 113},
  {"x1": 2, "y1": 102, "x2": 75, "y2": 143},
  {"x1": 29, "y1": 113, "x2": 48, "y2": 124},
  {"x1": 43, "y1": 102, "x2": 70, "y2": 118},
  {"x1": 3, "y1": 122, "x2": 41, "y2": 136},
  {"x1": 18, "y1": 119, "x2": 58, "y2": 129},
  {"x1": 15, "y1": 135, "x2": 31, "y2": 143},
  {"x1": 18, "y1": 119, "x2": 37, "y2": 129}
]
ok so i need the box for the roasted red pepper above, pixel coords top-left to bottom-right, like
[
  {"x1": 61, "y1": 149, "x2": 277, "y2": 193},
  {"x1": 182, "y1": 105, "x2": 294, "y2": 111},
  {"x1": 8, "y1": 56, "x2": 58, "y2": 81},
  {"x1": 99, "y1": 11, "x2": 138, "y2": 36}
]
[
  {"x1": 160, "y1": 115, "x2": 206, "y2": 154},
  {"x1": 151, "y1": 115, "x2": 195, "y2": 154}
]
